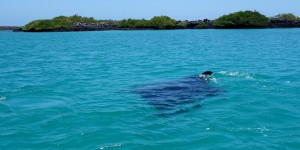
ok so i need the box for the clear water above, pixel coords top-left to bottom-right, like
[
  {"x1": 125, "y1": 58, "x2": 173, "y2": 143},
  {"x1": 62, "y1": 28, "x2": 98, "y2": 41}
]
[{"x1": 0, "y1": 29, "x2": 300, "y2": 149}]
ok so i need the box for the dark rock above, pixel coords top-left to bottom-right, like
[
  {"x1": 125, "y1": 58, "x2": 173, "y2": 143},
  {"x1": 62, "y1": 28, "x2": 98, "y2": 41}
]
[
  {"x1": 269, "y1": 19, "x2": 300, "y2": 28},
  {"x1": 0, "y1": 26, "x2": 21, "y2": 31}
]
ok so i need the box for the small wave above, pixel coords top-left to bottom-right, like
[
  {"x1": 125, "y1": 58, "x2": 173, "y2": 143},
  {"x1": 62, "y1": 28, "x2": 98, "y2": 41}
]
[
  {"x1": 0, "y1": 96, "x2": 6, "y2": 101},
  {"x1": 100, "y1": 144, "x2": 122, "y2": 150},
  {"x1": 209, "y1": 77, "x2": 218, "y2": 83},
  {"x1": 227, "y1": 125, "x2": 269, "y2": 136},
  {"x1": 218, "y1": 71, "x2": 254, "y2": 80}
]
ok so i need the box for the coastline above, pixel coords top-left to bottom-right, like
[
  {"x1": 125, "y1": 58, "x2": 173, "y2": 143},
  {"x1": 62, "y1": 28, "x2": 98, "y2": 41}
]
[
  {"x1": 3, "y1": 25, "x2": 299, "y2": 33},
  {"x1": 13, "y1": 21, "x2": 300, "y2": 32},
  {"x1": 11, "y1": 25, "x2": 300, "y2": 32},
  {"x1": 5, "y1": 11, "x2": 300, "y2": 32}
]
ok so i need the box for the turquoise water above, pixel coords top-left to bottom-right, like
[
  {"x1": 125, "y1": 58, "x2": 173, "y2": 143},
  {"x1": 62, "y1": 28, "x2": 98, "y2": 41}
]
[{"x1": 0, "y1": 29, "x2": 300, "y2": 149}]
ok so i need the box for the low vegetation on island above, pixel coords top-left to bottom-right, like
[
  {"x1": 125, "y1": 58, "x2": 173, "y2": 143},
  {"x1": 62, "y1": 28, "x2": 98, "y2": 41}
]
[
  {"x1": 22, "y1": 15, "x2": 101, "y2": 31},
  {"x1": 118, "y1": 16, "x2": 177, "y2": 29},
  {"x1": 213, "y1": 11, "x2": 269, "y2": 28},
  {"x1": 18, "y1": 11, "x2": 300, "y2": 32}
]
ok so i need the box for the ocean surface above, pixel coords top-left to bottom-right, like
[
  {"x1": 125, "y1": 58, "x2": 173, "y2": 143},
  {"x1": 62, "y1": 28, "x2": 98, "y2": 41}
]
[{"x1": 0, "y1": 29, "x2": 300, "y2": 149}]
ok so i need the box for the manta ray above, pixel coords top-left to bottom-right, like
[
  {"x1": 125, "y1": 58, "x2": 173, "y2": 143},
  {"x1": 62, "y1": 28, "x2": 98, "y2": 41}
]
[{"x1": 132, "y1": 71, "x2": 224, "y2": 116}]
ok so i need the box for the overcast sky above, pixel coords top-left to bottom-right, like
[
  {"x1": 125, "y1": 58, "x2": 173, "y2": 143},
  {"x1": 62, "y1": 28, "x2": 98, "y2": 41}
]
[{"x1": 1, "y1": 0, "x2": 300, "y2": 26}]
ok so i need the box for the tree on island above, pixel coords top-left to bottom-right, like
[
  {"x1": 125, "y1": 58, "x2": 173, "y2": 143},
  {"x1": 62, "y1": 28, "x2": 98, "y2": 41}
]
[
  {"x1": 150, "y1": 16, "x2": 176, "y2": 29},
  {"x1": 118, "y1": 16, "x2": 176, "y2": 29},
  {"x1": 272, "y1": 13, "x2": 300, "y2": 21},
  {"x1": 118, "y1": 18, "x2": 151, "y2": 28},
  {"x1": 213, "y1": 11, "x2": 269, "y2": 28}
]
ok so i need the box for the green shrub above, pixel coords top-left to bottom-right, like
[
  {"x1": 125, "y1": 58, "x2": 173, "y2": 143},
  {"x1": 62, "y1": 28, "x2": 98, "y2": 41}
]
[
  {"x1": 150, "y1": 16, "x2": 176, "y2": 29},
  {"x1": 69, "y1": 14, "x2": 96, "y2": 23},
  {"x1": 272, "y1": 13, "x2": 300, "y2": 21},
  {"x1": 118, "y1": 17, "x2": 176, "y2": 29},
  {"x1": 22, "y1": 15, "x2": 97, "y2": 31},
  {"x1": 23, "y1": 20, "x2": 56, "y2": 31},
  {"x1": 118, "y1": 18, "x2": 150, "y2": 28},
  {"x1": 135, "y1": 19, "x2": 151, "y2": 28},
  {"x1": 176, "y1": 21, "x2": 188, "y2": 28},
  {"x1": 214, "y1": 11, "x2": 269, "y2": 28},
  {"x1": 195, "y1": 22, "x2": 209, "y2": 29}
]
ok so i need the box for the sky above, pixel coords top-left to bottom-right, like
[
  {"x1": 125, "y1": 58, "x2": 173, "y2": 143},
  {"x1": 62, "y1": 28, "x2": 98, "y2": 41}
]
[{"x1": 1, "y1": 0, "x2": 300, "y2": 26}]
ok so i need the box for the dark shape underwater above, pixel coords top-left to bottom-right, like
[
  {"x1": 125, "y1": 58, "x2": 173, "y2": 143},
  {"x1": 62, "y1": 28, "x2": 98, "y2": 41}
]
[{"x1": 132, "y1": 71, "x2": 225, "y2": 116}]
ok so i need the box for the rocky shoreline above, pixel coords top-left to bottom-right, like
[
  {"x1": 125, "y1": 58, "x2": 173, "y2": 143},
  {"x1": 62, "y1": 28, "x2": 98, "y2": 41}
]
[
  {"x1": 12, "y1": 19, "x2": 300, "y2": 32},
  {"x1": 269, "y1": 19, "x2": 300, "y2": 28}
]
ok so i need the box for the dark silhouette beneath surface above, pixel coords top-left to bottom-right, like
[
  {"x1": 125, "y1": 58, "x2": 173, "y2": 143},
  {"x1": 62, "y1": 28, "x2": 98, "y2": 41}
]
[{"x1": 132, "y1": 71, "x2": 225, "y2": 116}]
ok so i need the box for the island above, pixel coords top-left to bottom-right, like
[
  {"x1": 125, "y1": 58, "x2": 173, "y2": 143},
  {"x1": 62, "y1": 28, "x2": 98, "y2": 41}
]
[{"x1": 14, "y1": 11, "x2": 300, "y2": 32}]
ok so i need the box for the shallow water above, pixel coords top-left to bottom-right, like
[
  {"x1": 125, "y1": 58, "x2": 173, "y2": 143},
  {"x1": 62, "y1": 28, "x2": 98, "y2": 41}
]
[{"x1": 0, "y1": 29, "x2": 300, "y2": 149}]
